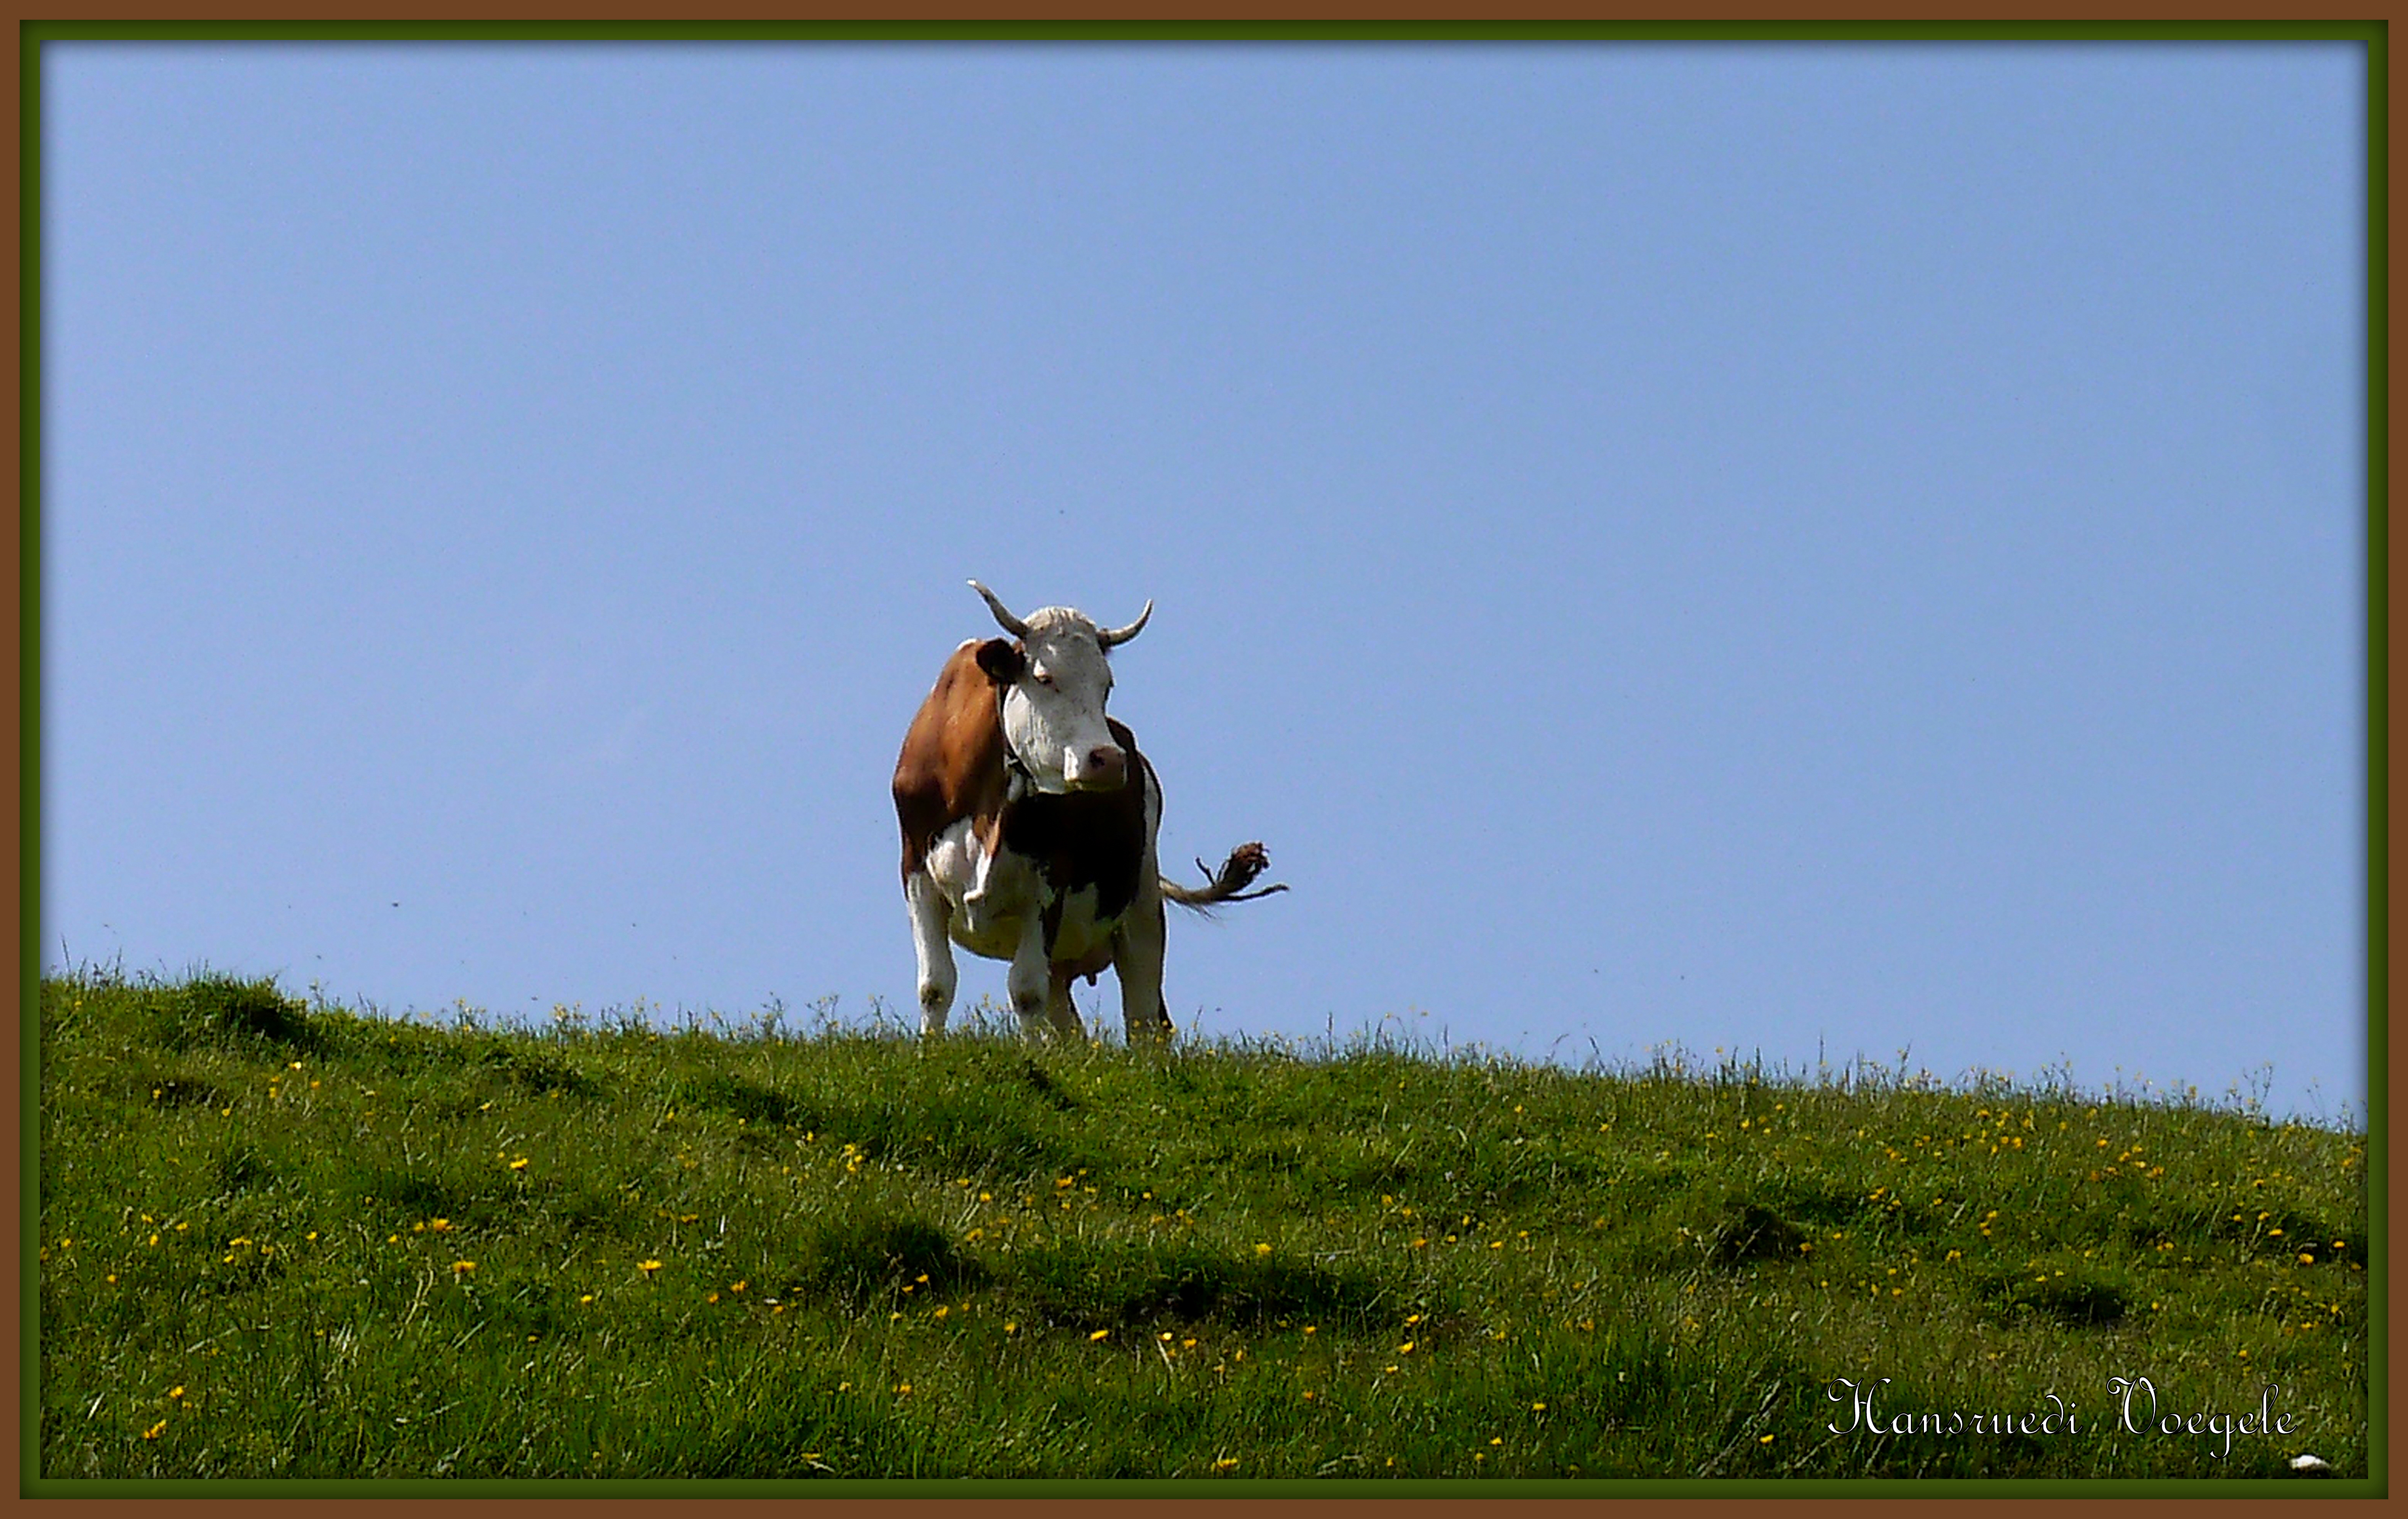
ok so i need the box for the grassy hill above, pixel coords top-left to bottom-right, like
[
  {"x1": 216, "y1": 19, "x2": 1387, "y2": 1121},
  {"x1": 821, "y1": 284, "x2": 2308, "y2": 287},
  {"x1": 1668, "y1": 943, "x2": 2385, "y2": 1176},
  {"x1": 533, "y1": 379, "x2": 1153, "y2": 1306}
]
[{"x1": 34, "y1": 969, "x2": 2371, "y2": 1487}]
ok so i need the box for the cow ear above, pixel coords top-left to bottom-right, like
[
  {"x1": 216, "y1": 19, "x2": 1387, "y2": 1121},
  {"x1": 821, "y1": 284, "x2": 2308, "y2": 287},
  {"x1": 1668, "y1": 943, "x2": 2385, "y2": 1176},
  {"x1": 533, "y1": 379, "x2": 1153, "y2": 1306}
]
[{"x1": 975, "y1": 638, "x2": 1025, "y2": 685}]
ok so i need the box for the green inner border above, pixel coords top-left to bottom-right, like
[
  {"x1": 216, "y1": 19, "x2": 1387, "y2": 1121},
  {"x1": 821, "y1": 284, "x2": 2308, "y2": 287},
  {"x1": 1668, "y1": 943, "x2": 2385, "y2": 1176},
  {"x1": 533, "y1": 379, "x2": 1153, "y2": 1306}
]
[{"x1": 18, "y1": 19, "x2": 2387, "y2": 1500}]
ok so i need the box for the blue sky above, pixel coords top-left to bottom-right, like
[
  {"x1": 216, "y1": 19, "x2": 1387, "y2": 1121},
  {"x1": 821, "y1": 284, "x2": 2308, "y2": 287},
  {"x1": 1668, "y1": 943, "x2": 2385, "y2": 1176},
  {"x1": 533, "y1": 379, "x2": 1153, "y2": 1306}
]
[{"x1": 42, "y1": 40, "x2": 2366, "y2": 1119}]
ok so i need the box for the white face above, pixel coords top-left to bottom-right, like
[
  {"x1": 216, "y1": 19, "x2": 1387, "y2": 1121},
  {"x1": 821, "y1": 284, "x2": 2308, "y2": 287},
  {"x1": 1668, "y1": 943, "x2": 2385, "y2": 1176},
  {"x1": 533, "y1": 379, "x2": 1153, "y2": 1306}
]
[{"x1": 999, "y1": 610, "x2": 1127, "y2": 794}]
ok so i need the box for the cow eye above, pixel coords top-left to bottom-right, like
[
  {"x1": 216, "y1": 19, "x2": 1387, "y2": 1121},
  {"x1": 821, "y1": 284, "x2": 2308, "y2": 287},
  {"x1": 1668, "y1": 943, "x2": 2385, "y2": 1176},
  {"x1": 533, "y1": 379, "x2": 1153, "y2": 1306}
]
[{"x1": 1032, "y1": 671, "x2": 1056, "y2": 689}]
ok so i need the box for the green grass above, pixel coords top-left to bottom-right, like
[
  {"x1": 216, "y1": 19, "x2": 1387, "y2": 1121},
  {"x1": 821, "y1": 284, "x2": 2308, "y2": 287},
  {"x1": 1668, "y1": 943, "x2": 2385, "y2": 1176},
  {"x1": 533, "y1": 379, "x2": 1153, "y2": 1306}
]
[{"x1": 35, "y1": 968, "x2": 2370, "y2": 1484}]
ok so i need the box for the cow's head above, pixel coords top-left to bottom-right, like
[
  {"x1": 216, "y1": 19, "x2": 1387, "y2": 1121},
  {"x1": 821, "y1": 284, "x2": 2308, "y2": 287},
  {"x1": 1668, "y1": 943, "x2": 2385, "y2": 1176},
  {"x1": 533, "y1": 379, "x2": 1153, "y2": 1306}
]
[{"x1": 969, "y1": 579, "x2": 1150, "y2": 794}]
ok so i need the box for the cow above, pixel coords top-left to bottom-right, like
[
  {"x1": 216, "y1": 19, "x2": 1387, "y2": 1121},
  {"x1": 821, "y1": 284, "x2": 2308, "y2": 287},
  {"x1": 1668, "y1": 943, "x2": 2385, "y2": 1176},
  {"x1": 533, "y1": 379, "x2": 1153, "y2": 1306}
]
[{"x1": 891, "y1": 580, "x2": 1284, "y2": 1045}]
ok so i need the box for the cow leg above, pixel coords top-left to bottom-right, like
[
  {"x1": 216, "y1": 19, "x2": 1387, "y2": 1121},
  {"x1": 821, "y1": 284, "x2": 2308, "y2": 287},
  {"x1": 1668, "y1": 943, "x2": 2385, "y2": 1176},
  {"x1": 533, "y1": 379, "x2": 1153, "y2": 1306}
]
[
  {"x1": 1113, "y1": 891, "x2": 1171, "y2": 1048},
  {"x1": 906, "y1": 872, "x2": 958, "y2": 1037},
  {"x1": 1006, "y1": 910, "x2": 1054, "y2": 1042},
  {"x1": 1044, "y1": 963, "x2": 1085, "y2": 1042}
]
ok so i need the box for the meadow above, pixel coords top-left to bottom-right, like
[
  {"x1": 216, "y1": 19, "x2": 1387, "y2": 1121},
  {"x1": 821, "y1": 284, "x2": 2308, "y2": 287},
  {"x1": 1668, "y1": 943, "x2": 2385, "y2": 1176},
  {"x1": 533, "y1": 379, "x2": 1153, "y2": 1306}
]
[{"x1": 34, "y1": 968, "x2": 2371, "y2": 1488}]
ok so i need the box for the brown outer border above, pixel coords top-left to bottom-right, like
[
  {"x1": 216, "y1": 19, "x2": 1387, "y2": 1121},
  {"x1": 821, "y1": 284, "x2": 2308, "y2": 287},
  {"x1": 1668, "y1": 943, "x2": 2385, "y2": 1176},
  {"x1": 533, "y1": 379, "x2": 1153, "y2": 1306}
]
[
  {"x1": 5, "y1": 6, "x2": 22, "y2": 1510},
  {"x1": 0, "y1": 12, "x2": 2389, "y2": 1517},
  {"x1": 0, "y1": 4, "x2": 2396, "y2": 16},
  {"x1": 0, "y1": 6, "x2": 2394, "y2": 17}
]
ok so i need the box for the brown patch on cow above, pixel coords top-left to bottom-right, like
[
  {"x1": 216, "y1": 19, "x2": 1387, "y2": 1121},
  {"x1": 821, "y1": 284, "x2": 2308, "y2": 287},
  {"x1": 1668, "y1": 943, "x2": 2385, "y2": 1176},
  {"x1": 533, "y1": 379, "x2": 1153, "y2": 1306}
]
[{"x1": 891, "y1": 640, "x2": 1014, "y2": 881}]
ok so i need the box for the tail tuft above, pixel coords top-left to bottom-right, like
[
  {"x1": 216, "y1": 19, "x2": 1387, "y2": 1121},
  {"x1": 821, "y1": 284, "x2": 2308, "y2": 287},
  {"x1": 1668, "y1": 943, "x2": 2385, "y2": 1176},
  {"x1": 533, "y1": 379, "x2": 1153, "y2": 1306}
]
[{"x1": 1162, "y1": 841, "x2": 1289, "y2": 910}]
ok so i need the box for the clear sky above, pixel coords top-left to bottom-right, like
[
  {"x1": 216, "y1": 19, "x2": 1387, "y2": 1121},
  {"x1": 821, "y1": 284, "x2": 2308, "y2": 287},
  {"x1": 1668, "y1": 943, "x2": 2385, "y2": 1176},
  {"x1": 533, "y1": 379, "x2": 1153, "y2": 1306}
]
[{"x1": 42, "y1": 40, "x2": 2366, "y2": 1120}]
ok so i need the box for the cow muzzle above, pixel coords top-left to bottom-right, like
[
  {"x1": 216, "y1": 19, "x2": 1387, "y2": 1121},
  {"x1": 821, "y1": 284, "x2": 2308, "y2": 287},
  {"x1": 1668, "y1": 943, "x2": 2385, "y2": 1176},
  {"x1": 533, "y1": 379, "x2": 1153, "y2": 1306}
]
[{"x1": 1062, "y1": 743, "x2": 1128, "y2": 791}]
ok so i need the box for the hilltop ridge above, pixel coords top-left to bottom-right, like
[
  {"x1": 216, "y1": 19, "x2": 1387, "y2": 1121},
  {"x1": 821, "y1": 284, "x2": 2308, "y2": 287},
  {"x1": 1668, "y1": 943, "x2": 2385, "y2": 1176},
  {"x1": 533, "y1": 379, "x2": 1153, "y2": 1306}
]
[{"x1": 36, "y1": 970, "x2": 2369, "y2": 1484}]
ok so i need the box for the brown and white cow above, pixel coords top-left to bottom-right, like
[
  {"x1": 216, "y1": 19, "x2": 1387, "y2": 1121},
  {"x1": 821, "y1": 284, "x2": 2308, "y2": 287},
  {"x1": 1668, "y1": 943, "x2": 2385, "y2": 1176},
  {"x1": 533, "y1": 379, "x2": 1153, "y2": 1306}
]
[{"x1": 891, "y1": 580, "x2": 1283, "y2": 1043}]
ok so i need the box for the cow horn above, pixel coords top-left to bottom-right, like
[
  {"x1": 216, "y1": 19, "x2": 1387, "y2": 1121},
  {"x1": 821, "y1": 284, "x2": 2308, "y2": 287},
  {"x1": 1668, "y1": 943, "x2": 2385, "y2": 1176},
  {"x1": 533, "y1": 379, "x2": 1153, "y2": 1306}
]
[
  {"x1": 967, "y1": 580, "x2": 1029, "y2": 639},
  {"x1": 1097, "y1": 600, "x2": 1153, "y2": 648}
]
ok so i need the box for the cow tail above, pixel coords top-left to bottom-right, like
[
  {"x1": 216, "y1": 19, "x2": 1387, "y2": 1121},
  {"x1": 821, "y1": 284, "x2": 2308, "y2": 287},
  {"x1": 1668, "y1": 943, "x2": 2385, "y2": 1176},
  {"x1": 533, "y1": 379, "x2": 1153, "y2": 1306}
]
[{"x1": 1160, "y1": 841, "x2": 1288, "y2": 912}]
